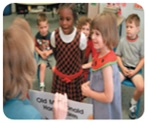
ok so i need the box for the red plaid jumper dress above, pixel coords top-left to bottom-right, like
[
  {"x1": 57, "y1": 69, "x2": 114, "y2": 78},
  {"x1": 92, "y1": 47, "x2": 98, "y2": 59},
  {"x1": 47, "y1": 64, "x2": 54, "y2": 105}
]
[{"x1": 51, "y1": 29, "x2": 85, "y2": 101}]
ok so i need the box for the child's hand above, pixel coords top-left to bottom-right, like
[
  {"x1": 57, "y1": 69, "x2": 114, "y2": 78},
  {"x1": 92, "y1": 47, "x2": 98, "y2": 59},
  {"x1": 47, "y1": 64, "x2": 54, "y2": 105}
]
[
  {"x1": 128, "y1": 70, "x2": 136, "y2": 78},
  {"x1": 82, "y1": 62, "x2": 92, "y2": 69},
  {"x1": 53, "y1": 93, "x2": 68, "y2": 119},
  {"x1": 43, "y1": 50, "x2": 48, "y2": 56},
  {"x1": 122, "y1": 67, "x2": 129, "y2": 77},
  {"x1": 40, "y1": 51, "x2": 47, "y2": 59},
  {"x1": 81, "y1": 81, "x2": 91, "y2": 97},
  {"x1": 82, "y1": 64, "x2": 87, "y2": 69},
  {"x1": 44, "y1": 50, "x2": 52, "y2": 57},
  {"x1": 52, "y1": 66, "x2": 56, "y2": 72}
]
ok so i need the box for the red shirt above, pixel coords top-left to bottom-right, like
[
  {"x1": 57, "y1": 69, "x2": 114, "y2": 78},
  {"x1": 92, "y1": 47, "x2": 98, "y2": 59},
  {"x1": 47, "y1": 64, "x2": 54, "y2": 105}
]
[{"x1": 84, "y1": 39, "x2": 97, "y2": 64}]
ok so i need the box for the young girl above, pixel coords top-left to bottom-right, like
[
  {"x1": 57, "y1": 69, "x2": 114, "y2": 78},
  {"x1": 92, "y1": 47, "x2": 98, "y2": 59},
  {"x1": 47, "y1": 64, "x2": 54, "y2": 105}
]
[
  {"x1": 77, "y1": 16, "x2": 96, "y2": 81},
  {"x1": 50, "y1": 3, "x2": 87, "y2": 102},
  {"x1": 81, "y1": 12, "x2": 122, "y2": 119}
]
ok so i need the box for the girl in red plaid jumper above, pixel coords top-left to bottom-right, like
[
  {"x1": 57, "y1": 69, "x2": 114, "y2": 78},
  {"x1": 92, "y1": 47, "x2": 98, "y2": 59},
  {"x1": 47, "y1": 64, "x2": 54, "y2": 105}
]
[{"x1": 50, "y1": 4, "x2": 87, "y2": 102}]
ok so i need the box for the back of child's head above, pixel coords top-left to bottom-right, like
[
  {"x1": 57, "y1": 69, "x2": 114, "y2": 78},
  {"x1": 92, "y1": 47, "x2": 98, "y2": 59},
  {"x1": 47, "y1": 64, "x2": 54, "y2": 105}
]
[
  {"x1": 12, "y1": 17, "x2": 33, "y2": 39},
  {"x1": 126, "y1": 14, "x2": 140, "y2": 27},
  {"x1": 58, "y1": 3, "x2": 78, "y2": 24},
  {"x1": 77, "y1": 16, "x2": 92, "y2": 30},
  {"x1": 3, "y1": 25, "x2": 36, "y2": 103},
  {"x1": 91, "y1": 12, "x2": 118, "y2": 49},
  {"x1": 36, "y1": 12, "x2": 48, "y2": 26}
]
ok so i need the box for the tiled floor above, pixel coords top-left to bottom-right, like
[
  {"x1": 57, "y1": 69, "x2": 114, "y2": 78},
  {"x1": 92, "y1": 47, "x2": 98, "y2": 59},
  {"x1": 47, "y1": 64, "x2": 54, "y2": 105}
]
[{"x1": 3, "y1": 12, "x2": 144, "y2": 119}]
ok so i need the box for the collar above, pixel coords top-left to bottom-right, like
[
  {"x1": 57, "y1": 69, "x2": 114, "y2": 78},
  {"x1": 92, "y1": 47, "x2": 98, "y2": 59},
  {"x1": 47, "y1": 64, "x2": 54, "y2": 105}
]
[
  {"x1": 92, "y1": 50, "x2": 117, "y2": 71},
  {"x1": 126, "y1": 35, "x2": 138, "y2": 42},
  {"x1": 59, "y1": 27, "x2": 76, "y2": 43}
]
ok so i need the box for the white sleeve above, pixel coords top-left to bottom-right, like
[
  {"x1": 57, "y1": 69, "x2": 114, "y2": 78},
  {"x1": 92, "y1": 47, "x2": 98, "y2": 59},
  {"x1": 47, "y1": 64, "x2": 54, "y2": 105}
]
[
  {"x1": 50, "y1": 31, "x2": 55, "y2": 48},
  {"x1": 79, "y1": 32, "x2": 87, "y2": 50}
]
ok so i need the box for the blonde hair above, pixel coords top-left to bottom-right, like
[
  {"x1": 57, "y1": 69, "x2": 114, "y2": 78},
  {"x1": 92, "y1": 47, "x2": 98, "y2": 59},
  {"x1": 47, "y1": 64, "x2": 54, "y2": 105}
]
[
  {"x1": 3, "y1": 25, "x2": 36, "y2": 103},
  {"x1": 91, "y1": 12, "x2": 119, "y2": 49},
  {"x1": 36, "y1": 12, "x2": 48, "y2": 25},
  {"x1": 12, "y1": 17, "x2": 33, "y2": 39},
  {"x1": 76, "y1": 16, "x2": 92, "y2": 30},
  {"x1": 126, "y1": 14, "x2": 140, "y2": 27}
]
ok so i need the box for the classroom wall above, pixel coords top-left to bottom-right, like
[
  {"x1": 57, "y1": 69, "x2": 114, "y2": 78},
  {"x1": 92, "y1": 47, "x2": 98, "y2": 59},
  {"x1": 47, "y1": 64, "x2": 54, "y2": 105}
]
[
  {"x1": 87, "y1": 3, "x2": 100, "y2": 19},
  {"x1": 9, "y1": 3, "x2": 144, "y2": 39},
  {"x1": 100, "y1": 3, "x2": 144, "y2": 39}
]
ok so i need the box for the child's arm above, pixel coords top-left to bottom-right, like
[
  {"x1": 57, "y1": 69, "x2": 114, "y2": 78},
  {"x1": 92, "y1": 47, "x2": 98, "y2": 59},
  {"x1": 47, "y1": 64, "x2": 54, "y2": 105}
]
[
  {"x1": 117, "y1": 55, "x2": 129, "y2": 77},
  {"x1": 35, "y1": 46, "x2": 47, "y2": 59},
  {"x1": 44, "y1": 49, "x2": 53, "y2": 56},
  {"x1": 81, "y1": 66, "x2": 114, "y2": 103},
  {"x1": 128, "y1": 57, "x2": 144, "y2": 78},
  {"x1": 82, "y1": 62, "x2": 92, "y2": 69},
  {"x1": 35, "y1": 46, "x2": 42, "y2": 55},
  {"x1": 135, "y1": 57, "x2": 144, "y2": 72}
]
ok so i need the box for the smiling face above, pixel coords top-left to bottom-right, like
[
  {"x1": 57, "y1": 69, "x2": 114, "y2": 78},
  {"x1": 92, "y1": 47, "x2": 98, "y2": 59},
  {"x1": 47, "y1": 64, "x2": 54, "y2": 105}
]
[
  {"x1": 81, "y1": 23, "x2": 91, "y2": 39},
  {"x1": 91, "y1": 29, "x2": 105, "y2": 50},
  {"x1": 59, "y1": 8, "x2": 74, "y2": 35},
  {"x1": 126, "y1": 21, "x2": 139, "y2": 39}
]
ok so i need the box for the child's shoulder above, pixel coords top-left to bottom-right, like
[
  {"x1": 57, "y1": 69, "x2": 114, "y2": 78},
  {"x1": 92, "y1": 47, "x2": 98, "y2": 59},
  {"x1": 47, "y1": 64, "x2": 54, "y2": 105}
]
[
  {"x1": 120, "y1": 37, "x2": 127, "y2": 42},
  {"x1": 35, "y1": 32, "x2": 40, "y2": 38},
  {"x1": 46, "y1": 32, "x2": 51, "y2": 38},
  {"x1": 137, "y1": 37, "x2": 144, "y2": 43}
]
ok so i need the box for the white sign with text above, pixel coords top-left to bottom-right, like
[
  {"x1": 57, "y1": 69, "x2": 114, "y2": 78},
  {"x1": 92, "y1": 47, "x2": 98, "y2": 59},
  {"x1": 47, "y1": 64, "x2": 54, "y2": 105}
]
[{"x1": 29, "y1": 90, "x2": 93, "y2": 119}]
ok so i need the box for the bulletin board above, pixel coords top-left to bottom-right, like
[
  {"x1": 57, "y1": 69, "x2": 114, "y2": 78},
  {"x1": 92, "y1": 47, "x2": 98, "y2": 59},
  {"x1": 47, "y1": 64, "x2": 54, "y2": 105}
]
[{"x1": 134, "y1": 3, "x2": 143, "y2": 10}]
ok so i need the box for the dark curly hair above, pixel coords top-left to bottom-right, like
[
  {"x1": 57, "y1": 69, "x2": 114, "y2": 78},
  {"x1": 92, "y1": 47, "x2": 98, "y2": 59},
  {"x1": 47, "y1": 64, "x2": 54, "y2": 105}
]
[{"x1": 58, "y1": 3, "x2": 78, "y2": 24}]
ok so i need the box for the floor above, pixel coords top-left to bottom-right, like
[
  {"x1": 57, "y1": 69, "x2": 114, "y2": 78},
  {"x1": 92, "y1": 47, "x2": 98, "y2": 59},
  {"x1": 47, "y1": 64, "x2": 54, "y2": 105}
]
[{"x1": 3, "y1": 12, "x2": 144, "y2": 119}]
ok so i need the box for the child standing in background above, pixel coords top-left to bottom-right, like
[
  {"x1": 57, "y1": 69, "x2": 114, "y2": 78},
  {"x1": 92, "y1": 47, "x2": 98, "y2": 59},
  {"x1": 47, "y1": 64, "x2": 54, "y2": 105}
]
[
  {"x1": 35, "y1": 12, "x2": 55, "y2": 91},
  {"x1": 77, "y1": 16, "x2": 97, "y2": 81},
  {"x1": 50, "y1": 3, "x2": 87, "y2": 102},
  {"x1": 116, "y1": 14, "x2": 144, "y2": 119},
  {"x1": 81, "y1": 12, "x2": 122, "y2": 119}
]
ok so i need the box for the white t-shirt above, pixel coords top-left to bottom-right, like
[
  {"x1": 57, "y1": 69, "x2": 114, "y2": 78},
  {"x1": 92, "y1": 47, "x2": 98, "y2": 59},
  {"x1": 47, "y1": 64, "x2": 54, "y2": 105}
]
[{"x1": 50, "y1": 27, "x2": 87, "y2": 50}]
